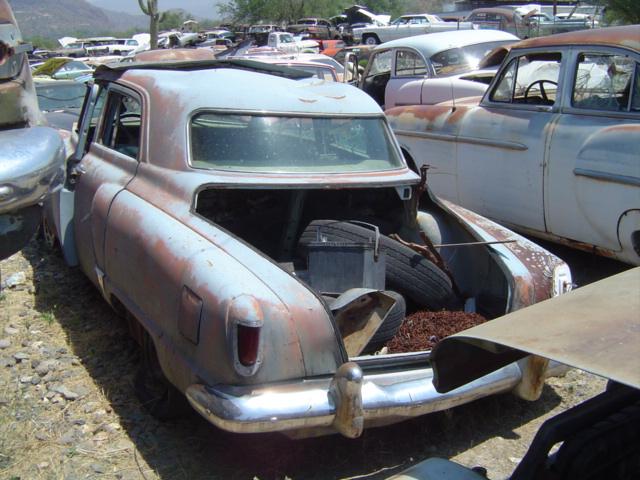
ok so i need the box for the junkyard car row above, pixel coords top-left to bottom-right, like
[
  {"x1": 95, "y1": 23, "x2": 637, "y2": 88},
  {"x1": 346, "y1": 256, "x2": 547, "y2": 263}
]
[
  {"x1": 1, "y1": 0, "x2": 638, "y2": 475},
  {"x1": 388, "y1": 25, "x2": 640, "y2": 265}
]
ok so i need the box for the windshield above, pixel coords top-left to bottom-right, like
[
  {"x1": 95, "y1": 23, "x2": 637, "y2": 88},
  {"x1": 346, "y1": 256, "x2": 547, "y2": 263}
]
[
  {"x1": 431, "y1": 40, "x2": 515, "y2": 76},
  {"x1": 190, "y1": 113, "x2": 403, "y2": 173},
  {"x1": 36, "y1": 82, "x2": 86, "y2": 111}
]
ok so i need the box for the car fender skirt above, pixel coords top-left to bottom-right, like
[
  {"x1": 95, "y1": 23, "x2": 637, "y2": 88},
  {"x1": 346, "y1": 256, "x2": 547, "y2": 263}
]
[{"x1": 185, "y1": 361, "x2": 522, "y2": 438}]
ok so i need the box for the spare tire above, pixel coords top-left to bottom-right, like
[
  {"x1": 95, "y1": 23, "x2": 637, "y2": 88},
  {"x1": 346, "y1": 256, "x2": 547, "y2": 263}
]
[{"x1": 299, "y1": 220, "x2": 459, "y2": 310}]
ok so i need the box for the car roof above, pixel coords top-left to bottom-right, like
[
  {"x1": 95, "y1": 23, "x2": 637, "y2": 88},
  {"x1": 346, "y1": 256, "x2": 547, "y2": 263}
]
[
  {"x1": 374, "y1": 29, "x2": 519, "y2": 57},
  {"x1": 95, "y1": 60, "x2": 381, "y2": 115},
  {"x1": 513, "y1": 24, "x2": 640, "y2": 53},
  {"x1": 468, "y1": 7, "x2": 517, "y2": 19}
]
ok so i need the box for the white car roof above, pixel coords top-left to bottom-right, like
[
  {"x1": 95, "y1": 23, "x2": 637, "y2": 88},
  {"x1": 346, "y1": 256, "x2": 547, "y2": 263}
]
[{"x1": 374, "y1": 29, "x2": 518, "y2": 58}]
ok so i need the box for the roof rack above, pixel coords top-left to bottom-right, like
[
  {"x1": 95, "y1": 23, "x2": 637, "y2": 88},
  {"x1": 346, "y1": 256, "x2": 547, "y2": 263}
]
[{"x1": 94, "y1": 58, "x2": 314, "y2": 81}]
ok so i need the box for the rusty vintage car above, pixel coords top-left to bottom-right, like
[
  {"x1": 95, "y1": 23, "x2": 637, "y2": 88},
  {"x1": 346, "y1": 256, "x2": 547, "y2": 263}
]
[
  {"x1": 0, "y1": 0, "x2": 64, "y2": 260},
  {"x1": 388, "y1": 26, "x2": 640, "y2": 265},
  {"x1": 44, "y1": 58, "x2": 572, "y2": 438}
]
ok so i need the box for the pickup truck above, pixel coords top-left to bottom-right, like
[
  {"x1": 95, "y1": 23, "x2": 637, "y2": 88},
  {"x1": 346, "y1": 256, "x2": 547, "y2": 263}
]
[
  {"x1": 267, "y1": 31, "x2": 318, "y2": 54},
  {"x1": 353, "y1": 14, "x2": 477, "y2": 45}
]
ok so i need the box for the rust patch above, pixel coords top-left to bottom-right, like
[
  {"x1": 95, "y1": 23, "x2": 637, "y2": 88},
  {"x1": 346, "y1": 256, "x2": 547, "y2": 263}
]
[
  {"x1": 514, "y1": 25, "x2": 640, "y2": 53},
  {"x1": 387, "y1": 310, "x2": 487, "y2": 353},
  {"x1": 134, "y1": 48, "x2": 216, "y2": 62}
]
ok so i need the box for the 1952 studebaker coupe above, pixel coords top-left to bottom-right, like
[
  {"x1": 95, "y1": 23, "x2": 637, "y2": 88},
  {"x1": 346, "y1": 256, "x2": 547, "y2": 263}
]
[{"x1": 44, "y1": 58, "x2": 571, "y2": 438}]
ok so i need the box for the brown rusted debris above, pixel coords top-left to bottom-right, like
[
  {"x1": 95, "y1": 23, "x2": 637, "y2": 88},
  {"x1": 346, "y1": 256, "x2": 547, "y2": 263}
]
[
  {"x1": 386, "y1": 310, "x2": 487, "y2": 353},
  {"x1": 389, "y1": 230, "x2": 460, "y2": 296}
]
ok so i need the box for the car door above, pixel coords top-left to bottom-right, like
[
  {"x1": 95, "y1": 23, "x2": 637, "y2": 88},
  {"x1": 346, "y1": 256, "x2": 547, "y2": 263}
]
[
  {"x1": 455, "y1": 48, "x2": 565, "y2": 233},
  {"x1": 73, "y1": 85, "x2": 142, "y2": 289},
  {"x1": 546, "y1": 47, "x2": 640, "y2": 261},
  {"x1": 385, "y1": 48, "x2": 430, "y2": 108}
]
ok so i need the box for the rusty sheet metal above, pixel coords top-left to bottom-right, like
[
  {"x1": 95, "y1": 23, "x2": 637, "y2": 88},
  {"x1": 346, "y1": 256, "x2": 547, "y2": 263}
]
[
  {"x1": 441, "y1": 199, "x2": 564, "y2": 307},
  {"x1": 432, "y1": 267, "x2": 640, "y2": 392},
  {"x1": 0, "y1": 0, "x2": 16, "y2": 24},
  {"x1": 134, "y1": 48, "x2": 216, "y2": 62},
  {"x1": 513, "y1": 24, "x2": 640, "y2": 53}
]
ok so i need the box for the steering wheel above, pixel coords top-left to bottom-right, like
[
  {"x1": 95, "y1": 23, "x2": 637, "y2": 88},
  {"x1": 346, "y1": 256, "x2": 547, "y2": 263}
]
[{"x1": 524, "y1": 80, "x2": 558, "y2": 103}]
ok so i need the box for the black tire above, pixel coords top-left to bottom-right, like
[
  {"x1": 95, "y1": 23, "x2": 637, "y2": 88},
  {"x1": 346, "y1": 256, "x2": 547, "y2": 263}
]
[
  {"x1": 363, "y1": 34, "x2": 379, "y2": 45},
  {"x1": 298, "y1": 220, "x2": 459, "y2": 310},
  {"x1": 363, "y1": 290, "x2": 406, "y2": 354},
  {"x1": 135, "y1": 331, "x2": 190, "y2": 420}
]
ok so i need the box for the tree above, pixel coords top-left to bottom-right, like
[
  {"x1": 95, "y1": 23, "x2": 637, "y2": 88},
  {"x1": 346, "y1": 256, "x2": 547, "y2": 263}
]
[
  {"x1": 604, "y1": 0, "x2": 640, "y2": 24},
  {"x1": 159, "y1": 9, "x2": 195, "y2": 31},
  {"x1": 138, "y1": 0, "x2": 166, "y2": 49}
]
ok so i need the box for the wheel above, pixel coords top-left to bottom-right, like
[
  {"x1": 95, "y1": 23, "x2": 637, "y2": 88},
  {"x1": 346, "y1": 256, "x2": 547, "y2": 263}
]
[
  {"x1": 298, "y1": 220, "x2": 459, "y2": 310},
  {"x1": 363, "y1": 290, "x2": 406, "y2": 353},
  {"x1": 363, "y1": 35, "x2": 379, "y2": 45},
  {"x1": 135, "y1": 330, "x2": 190, "y2": 420},
  {"x1": 524, "y1": 79, "x2": 558, "y2": 103}
]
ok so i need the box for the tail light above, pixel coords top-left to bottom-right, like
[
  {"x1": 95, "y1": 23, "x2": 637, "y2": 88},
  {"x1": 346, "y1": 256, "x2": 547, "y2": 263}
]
[
  {"x1": 237, "y1": 324, "x2": 261, "y2": 367},
  {"x1": 228, "y1": 295, "x2": 264, "y2": 376}
]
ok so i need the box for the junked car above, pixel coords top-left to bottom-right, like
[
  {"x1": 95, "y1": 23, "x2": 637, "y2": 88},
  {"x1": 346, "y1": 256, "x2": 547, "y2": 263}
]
[
  {"x1": 358, "y1": 29, "x2": 518, "y2": 108},
  {"x1": 43, "y1": 58, "x2": 571, "y2": 438},
  {"x1": 0, "y1": 0, "x2": 64, "y2": 260},
  {"x1": 35, "y1": 79, "x2": 86, "y2": 131},
  {"x1": 354, "y1": 14, "x2": 477, "y2": 46},
  {"x1": 387, "y1": 25, "x2": 640, "y2": 265}
]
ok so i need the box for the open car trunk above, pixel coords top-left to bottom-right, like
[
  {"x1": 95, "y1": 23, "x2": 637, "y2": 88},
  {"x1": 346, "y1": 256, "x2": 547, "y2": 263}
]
[{"x1": 195, "y1": 185, "x2": 510, "y2": 357}]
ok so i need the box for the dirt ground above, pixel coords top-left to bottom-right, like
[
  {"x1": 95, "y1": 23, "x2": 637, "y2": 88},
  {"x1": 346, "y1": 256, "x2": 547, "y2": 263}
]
[{"x1": 0, "y1": 239, "x2": 624, "y2": 480}]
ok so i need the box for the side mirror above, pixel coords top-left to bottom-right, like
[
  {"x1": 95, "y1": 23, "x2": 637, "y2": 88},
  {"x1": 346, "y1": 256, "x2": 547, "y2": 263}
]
[{"x1": 343, "y1": 51, "x2": 359, "y2": 85}]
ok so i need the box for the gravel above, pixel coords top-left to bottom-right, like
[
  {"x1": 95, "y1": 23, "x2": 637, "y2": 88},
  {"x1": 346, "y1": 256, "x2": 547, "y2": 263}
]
[{"x1": 0, "y1": 240, "x2": 616, "y2": 479}]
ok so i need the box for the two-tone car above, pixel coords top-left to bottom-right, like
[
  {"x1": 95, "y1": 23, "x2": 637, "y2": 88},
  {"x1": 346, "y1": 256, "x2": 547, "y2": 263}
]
[
  {"x1": 387, "y1": 25, "x2": 640, "y2": 265},
  {"x1": 43, "y1": 57, "x2": 571, "y2": 438}
]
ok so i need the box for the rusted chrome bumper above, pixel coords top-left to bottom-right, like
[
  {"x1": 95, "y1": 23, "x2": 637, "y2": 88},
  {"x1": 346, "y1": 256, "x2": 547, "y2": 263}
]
[{"x1": 185, "y1": 360, "x2": 524, "y2": 438}]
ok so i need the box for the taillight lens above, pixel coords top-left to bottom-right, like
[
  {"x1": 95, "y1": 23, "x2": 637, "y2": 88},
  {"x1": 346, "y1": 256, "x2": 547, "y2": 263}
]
[{"x1": 237, "y1": 324, "x2": 261, "y2": 367}]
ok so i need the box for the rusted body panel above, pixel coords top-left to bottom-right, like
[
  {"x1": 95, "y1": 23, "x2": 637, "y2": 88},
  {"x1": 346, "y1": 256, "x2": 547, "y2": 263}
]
[
  {"x1": 388, "y1": 26, "x2": 640, "y2": 265},
  {"x1": 46, "y1": 59, "x2": 572, "y2": 437},
  {"x1": 0, "y1": 0, "x2": 64, "y2": 259},
  {"x1": 432, "y1": 267, "x2": 640, "y2": 392},
  {"x1": 514, "y1": 24, "x2": 639, "y2": 52}
]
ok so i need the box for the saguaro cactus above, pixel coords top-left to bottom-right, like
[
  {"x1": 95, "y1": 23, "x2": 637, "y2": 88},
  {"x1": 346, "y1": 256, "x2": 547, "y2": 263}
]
[{"x1": 138, "y1": 0, "x2": 165, "y2": 50}]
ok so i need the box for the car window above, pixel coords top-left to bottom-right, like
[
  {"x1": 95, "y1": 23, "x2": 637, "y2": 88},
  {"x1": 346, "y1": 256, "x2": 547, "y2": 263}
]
[
  {"x1": 190, "y1": 113, "x2": 403, "y2": 173},
  {"x1": 431, "y1": 40, "x2": 514, "y2": 77},
  {"x1": 36, "y1": 82, "x2": 86, "y2": 111},
  {"x1": 632, "y1": 66, "x2": 640, "y2": 112},
  {"x1": 572, "y1": 52, "x2": 637, "y2": 112},
  {"x1": 395, "y1": 50, "x2": 427, "y2": 77},
  {"x1": 490, "y1": 52, "x2": 561, "y2": 105},
  {"x1": 100, "y1": 92, "x2": 141, "y2": 159},
  {"x1": 368, "y1": 50, "x2": 392, "y2": 76}
]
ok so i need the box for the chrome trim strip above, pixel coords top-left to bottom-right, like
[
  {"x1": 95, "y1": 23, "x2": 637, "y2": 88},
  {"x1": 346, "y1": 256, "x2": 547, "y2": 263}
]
[
  {"x1": 574, "y1": 168, "x2": 640, "y2": 187},
  {"x1": 185, "y1": 362, "x2": 522, "y2": 437},
  {"x1": 393, "y1": 129, "x2": 528, "y2": 151}
]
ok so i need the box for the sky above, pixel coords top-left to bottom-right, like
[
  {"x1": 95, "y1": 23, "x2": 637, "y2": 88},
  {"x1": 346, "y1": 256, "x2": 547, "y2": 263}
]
[{"x1": 86, "y1": 0, "x2": 224, "y2": 19}]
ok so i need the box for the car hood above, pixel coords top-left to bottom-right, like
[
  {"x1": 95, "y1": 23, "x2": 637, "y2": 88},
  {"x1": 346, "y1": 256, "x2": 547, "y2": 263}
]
[{"x1": 431, "y1": 267, "x2": 640, "y2": 392}]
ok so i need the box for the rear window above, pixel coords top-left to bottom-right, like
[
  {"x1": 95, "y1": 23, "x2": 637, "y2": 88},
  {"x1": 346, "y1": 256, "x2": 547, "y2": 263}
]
[
  {"x1": 190, "y1": 113, "x2": 404, "y2": 173},
  {"x1": 431, "y1": 40, "x2": 515, "y2": 76}
]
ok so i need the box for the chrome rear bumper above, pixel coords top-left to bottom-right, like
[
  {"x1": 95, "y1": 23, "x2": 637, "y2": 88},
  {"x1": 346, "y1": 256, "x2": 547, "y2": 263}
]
[{"x1": 186, "y1": 361, "x2": 523, "y2": 438}]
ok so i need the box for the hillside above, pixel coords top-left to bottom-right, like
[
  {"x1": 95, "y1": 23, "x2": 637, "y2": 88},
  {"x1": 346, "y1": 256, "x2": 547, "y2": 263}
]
[{"x1": 8, "y1": 0, "x2": 147, "y2": 40}]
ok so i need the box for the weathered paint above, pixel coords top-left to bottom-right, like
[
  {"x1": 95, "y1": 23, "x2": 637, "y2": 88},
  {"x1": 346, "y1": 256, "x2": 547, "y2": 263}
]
[
  {"x1": 514, "y1": 24, "x2": 640, "y2": 53},
  {"x1": 54, "y1": 58, "x2": 572, "y2": 436}
]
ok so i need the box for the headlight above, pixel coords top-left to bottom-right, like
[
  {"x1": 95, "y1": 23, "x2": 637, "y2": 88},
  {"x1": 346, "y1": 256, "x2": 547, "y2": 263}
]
[{"x1": 552, "y1": 263, "x2": 573, "y2": 296}]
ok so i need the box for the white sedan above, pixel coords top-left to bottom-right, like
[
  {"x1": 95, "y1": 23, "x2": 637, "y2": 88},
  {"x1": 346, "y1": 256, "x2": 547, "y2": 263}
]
[{"x1": 358, "y1": 29, "x2": 518, "y2": 108}]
